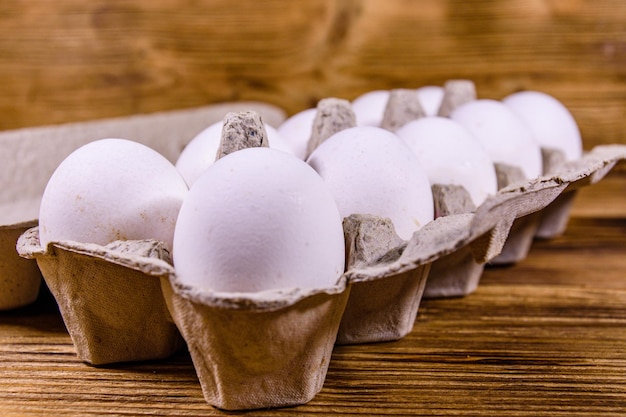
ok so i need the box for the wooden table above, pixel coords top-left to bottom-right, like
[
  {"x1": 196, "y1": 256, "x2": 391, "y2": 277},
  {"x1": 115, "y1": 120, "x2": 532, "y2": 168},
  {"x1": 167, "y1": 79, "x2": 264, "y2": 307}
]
[{"x1": 1, "y1": 173, "x2": 624, "y2": 416}]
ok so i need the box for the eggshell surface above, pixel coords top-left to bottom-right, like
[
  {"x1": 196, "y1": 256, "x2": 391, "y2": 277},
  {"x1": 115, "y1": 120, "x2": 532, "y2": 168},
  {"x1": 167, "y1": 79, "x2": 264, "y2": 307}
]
[
  {"x1": 39, "y1": 138, "x2": 188, "y2": 250},
  {"x1": 307, "y1": 126, "x2": 434, "y2": 241},
  {"x1": 416, "y1": 86, "x2": 445, "y2": 116},
  {"x1": 176, "y1": 121, "x2": 295, "y2": 187},
  {"x1": 175, "y1": 122, "x2": 223, "y2": 187},
  {"x1": 277, "y1": 108, "x2": 317, "y2": 160},
  {"x1": 450, "y1": 99, "x2": 543, "y2": 180},
  {"x1": 503, "y1": 90, "x2": 583, "y2": 161},
  {"x1": 173, "y1": 147, "x2": 345, "y2": 293},
  {"x1": 351, "y1": 90, "x2": 390, "y2": 127},
  {"x1": 396, "y1": 117, "x2": 497, "y2": 206}
]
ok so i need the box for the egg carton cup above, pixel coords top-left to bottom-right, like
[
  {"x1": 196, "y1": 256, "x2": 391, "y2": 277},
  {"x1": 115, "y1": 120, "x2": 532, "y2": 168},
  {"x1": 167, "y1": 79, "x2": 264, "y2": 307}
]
[
  {"x1": 337, "y1": 209, "x2": 511, "y2": 344},
  {"x1": 534, "y1": 190, "x2": 577, "y2": 239},
  {"x1": 423, "y1": 243, "x2": 489, "y2": 299},
  {"x1": 0, "y1": 221, "x2": 41, "y2": 310},
  {"x1": 17, "y1": 227, "x2": 183, "y2": 365},
  {"x1": 0, "y1": 102, "x2": 286, "y2": 310},
  {"x1": 533, "y1": 145, "x2": 625, "y2": 239},
  {"x1": 160, "y1": 274, "x2": 350, "y2": 410},
  {"x1": 488, "y1": 210, "x2": 543, "y2": 265},
  {"x1": 488, "y1": 147, "x2": 569, "y2": 264},
  {"x1": 423, "y1": 183, "x2": 484, "y2": 299},
  {"x1": 427, "y1": 144, "x2": 626, "y2": 298},
  {"x1": 491, "y1": 144, "x2": 626, "y2": 265},
  {"x1": 409, "y1": 171, "x2": 561, "y2": 300}
]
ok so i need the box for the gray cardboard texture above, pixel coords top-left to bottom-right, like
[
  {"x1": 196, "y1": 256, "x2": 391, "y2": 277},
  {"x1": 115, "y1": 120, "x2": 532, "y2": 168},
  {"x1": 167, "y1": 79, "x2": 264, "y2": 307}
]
[
  {"x1": 0, "y1": 224, "x2": 41, "y2": 309},
  {"x1": 17, "y1": 227, "x2": 182, "y2": 365},
  {"x1": 380, "y1": 88, "x2": 426, "y2": 131},
  {"x1": 437, "y1": 79, "x2": 477, "y2": 117},
  {"x1": 307, "y1": 97, "x2": 356, "y2": 157},
  {"x1": 337, "y1": 214, "x2": 428, "y2": 344},
  {"x1": 161, "y1": 275, "x2": 350, "y2": 410},
  {"x1": 215, "y1": 111, "x2": 269, "y2": 160}
]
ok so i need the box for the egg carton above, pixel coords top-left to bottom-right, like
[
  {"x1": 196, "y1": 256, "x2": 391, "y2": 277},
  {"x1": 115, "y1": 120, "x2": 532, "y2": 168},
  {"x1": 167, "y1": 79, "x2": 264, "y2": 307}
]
[
  {"x1": 9, "y1": 99, "x2": 626, "y2": 411},
  {"x1": 15, "y1": 142, "x2": 625, "y2": 409},
  {"x1": 0, "y1": 102, "x2": 286, "y2": 310}
]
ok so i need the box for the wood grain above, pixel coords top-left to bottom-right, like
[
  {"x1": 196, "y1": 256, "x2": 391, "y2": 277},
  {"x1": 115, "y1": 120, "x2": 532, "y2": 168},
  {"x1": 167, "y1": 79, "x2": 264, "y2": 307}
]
[
  {"x1": 0, "y1": 0, "x2": 625, "y2": 154},
  {"x1": 1, "y1": 173, "x2": 625, "y2": 416}
]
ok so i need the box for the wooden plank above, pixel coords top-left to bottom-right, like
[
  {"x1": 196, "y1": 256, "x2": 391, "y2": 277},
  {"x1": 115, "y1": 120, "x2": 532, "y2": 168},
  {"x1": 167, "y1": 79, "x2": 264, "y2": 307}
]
[
  {"x1": 1, "y1": 173, "x2": 625, "y2": 415},
  {"x1": 0, "y1": 0, "x2": 624, "y2": 152}
]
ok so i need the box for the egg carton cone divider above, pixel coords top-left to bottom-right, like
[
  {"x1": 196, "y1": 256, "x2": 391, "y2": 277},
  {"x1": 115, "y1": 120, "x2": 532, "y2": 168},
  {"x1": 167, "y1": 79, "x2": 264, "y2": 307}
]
[
  {"x1": 489, "y1": 162, "x2": 544, "y2": 264},
  {"x1": 424, "y1": 183, "x2": 486, "y2": 299},
  {"x1": 535, "y1": 147, "x2": 574, "y2": 239},
  {"x1": 17, "y1": 227, "x2": 183, "y2": 365}
]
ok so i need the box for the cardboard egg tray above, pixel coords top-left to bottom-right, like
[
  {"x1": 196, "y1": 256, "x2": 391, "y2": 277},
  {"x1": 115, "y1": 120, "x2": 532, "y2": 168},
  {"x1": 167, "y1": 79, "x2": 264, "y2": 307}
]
[{"x1": 3, "y1": 101, "x2": 626, "y2": 410}]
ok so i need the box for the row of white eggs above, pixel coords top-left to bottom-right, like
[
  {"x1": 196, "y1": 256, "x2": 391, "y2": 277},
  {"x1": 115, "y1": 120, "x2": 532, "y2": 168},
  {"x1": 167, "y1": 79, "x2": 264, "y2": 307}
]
[{"x1": 37, "y1": 84, "x2": 582, "y2": 297}]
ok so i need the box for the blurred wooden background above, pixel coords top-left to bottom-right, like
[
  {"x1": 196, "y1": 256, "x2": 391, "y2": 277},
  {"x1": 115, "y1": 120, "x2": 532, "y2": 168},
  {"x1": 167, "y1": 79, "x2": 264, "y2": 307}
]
[{"x1": 1, "y1": 0, "x2": 624, "y2": 151}]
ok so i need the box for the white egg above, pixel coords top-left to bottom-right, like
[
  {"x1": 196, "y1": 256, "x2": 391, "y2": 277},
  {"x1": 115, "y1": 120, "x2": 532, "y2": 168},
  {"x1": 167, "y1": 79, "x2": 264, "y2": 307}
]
[
  {"x1": 450, "y1": 99, "x2": 543, "y2": 180},
  {"x1": 351, "y1": 90, "x2": 390, "y2": 127},
  {"x1": 395, "y1": 117, "x2": 498, "y2": 206},
  {"x1": 175, "y1": 121, "x2": 295, "y2": 187},
  {"x1": 307, "y1": 126, "x2": 434, "y2": 241},
  {"x1": 39, "y1": 138, "x2": 188, "y2": 250},
  {"x1": 503, "y1": 90, "x2": 583, "y2": 161},
  {"x1": 277, "y1": 108, "x2": 317, "y2": 160},
  {"x1": 173, "y1": 147, "x2": 345, "y2": 293},
  {"x1": 265, "y1": 125, "x2": 297, "y2": 154},
  {"x1": 175, "y1": 122, "x2": 223, "y2": 187},
  {"x1": 416, "y1": 86, "x2": 445, "y2": 116}
]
